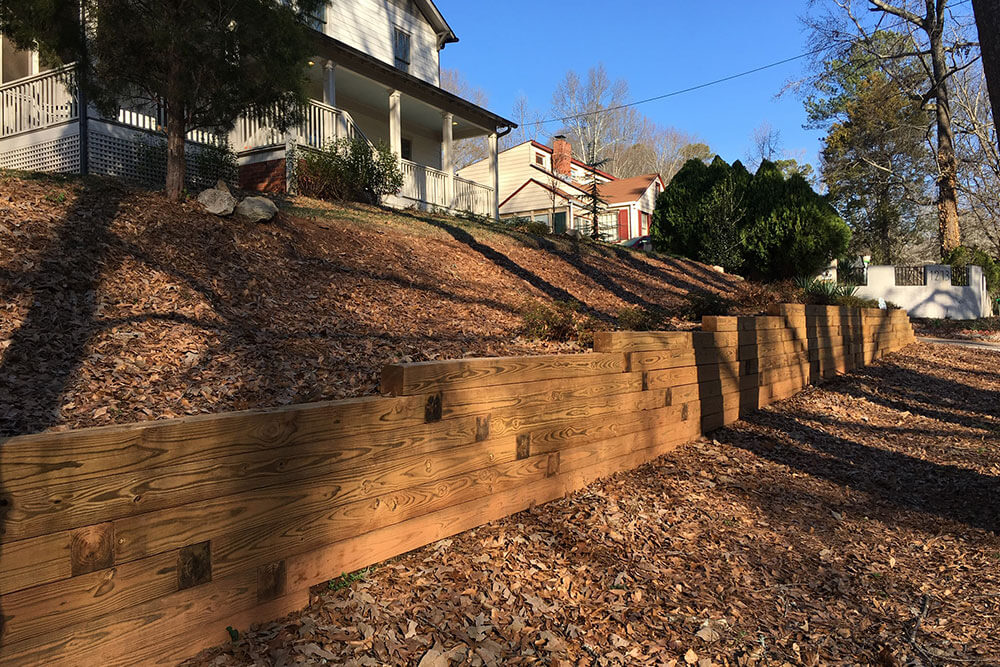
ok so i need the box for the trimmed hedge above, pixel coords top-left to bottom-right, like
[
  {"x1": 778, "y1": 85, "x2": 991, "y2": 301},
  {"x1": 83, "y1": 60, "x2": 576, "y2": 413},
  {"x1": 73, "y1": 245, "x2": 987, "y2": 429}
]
[{"x1": 652, "y1": 157, "x2": 850, "y2": 280}]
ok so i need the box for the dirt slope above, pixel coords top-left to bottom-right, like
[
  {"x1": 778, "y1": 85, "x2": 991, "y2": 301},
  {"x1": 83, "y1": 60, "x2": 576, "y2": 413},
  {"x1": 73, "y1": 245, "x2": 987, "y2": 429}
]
[{"x1": 0, "y1": 172, "x2": 748, "y2": 436}]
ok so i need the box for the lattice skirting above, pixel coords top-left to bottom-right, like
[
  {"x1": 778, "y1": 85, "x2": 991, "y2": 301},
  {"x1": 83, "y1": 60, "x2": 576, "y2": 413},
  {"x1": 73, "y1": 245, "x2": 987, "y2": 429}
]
[
  {"x1": 0, "y1": 122, "x2": 235, "y2": 190},
  {"x1": 88, "y1": 125, "x2": 236, "y2": 191},
  {"x1": 0, "y1": 132, "x2": 80, "y2": 173}
]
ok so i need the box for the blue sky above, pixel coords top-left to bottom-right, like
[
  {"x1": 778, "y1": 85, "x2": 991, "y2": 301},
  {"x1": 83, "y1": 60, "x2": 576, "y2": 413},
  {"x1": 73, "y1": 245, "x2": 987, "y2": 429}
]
[{"x1": 435, "y1": 0, "x2": 821, "y2": 168}]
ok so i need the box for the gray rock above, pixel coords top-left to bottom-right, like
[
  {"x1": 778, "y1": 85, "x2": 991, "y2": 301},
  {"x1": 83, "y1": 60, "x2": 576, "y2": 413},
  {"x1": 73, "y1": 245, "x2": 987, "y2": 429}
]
[
  {"x1": 197, "y1": 187, "x2": 236, "y2": 216},
  {"x1": 215, "y1": 179, "x2": 230, "y2": 194},
  {"x1": 235, "y1": 196, "x2": 279, "y2": 223},
  {"x1": 565, "y1": 228, "x2": 585, "y2": 240}
]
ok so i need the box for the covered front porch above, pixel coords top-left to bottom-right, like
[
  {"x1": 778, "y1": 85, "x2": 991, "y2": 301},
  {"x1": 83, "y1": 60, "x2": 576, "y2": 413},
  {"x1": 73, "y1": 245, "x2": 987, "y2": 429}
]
[
  {"x1": 234, "y1": 34, "x2": 512, "y2": 217},
  {"x1": 0, "y1": 37, "x2": 512, "y2": 218}
]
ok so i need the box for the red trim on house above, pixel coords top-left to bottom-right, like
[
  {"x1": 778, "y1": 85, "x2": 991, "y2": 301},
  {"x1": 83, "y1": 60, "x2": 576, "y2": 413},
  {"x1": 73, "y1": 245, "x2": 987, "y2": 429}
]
[
  {"x1": 498, "y1": 178, "x2": 585, "y2": 210},
  {"x1": 617, "y1": 208, "x2": 629, "y2": 241}
]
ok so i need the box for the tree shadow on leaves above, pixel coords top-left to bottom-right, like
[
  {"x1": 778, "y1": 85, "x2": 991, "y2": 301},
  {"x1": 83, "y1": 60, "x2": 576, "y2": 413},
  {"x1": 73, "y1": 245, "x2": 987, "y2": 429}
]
[{"x1": 0, "y1": 177, "x2": 125, "y2": 647}]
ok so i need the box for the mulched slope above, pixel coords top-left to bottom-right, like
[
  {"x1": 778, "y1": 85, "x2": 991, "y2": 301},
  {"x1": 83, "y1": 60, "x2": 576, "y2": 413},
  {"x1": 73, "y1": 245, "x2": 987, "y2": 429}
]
[
  {"x1": 0, "y1": 173, "x2": 743, "y2": 436},
  {"x1": 187, "y1": 342, "x2": 1000, "y2": 666}
]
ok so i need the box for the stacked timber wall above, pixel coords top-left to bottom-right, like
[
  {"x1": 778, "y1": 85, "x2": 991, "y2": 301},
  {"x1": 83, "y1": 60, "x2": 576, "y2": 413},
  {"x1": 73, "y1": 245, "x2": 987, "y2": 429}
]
[{"x1": 0, "y1": 305, "x2": 915, "y2": 665}]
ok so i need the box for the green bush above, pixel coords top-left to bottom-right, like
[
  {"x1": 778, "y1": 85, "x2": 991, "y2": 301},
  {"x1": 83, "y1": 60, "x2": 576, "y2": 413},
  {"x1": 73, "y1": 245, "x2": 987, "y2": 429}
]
[
  {"x1": 946, "y1": 245, "x2": 1000, "y2": 297},
  {"x1": 652, "y1": 157, "x2": 850, "y2": 280},
  {"x1": 652, "y1": 156, "x2": 749, "y2": 272},
  {"x1": 506, "y1": 217, "x2": 549, "y2": 235},
  {"x1": 519, "y1": 300, "x2": 603, "y2": 344},
  {"x1": 298, "y1": 138, "x2": 403, "y2": 205},
  {"x1": 795, "y1": 277, "x2": 897, "y2": 309},
  {"x1": 795, "y1": 276, "x2": 855, "y2": 304},
  {"x1": 678, "y1": 291, "x2": 735, "y2": 320},
  {"x1": 741, "y1": 163, "x2": 851, "y2": 280},
  {"x1": 617, "y1": 306, "x2": 666, "y2": 331}
]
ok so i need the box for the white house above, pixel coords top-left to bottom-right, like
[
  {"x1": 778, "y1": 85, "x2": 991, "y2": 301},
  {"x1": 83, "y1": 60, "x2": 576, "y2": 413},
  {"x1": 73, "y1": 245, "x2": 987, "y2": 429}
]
[
  {"x1": 0, "y1": 0, "x2": 514, "y2": 218},
  {"x1": 458, "y1": 136, "x2": 665, "y2": 241}
]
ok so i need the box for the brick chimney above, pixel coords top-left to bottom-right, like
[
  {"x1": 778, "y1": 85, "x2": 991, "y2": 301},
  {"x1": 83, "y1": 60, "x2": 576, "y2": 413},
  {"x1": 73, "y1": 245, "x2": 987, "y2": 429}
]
[{"x1": 552, "y1": 135, "x2": 572, "y2": 177}]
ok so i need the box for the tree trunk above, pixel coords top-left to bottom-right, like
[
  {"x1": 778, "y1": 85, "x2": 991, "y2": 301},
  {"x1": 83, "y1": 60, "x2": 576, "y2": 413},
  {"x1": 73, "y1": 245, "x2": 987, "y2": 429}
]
[
  {"x1": 164, "y1": 61, "x2": 185, "y2": 202},
  {"x1": 972, "y1": 0, "x2": 1000, "y2": 157},
  {"x1": 165, "y1": 109, "x2": 186, "y2": 201},
  {"x1": 929, "y1": 12, "x2": 962, "y2": 258}
]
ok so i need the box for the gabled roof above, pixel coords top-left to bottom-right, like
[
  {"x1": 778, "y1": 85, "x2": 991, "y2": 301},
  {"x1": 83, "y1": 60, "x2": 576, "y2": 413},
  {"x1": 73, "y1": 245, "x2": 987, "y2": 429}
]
[
  {"x1": 498, "y1": 178, "x2": 588, "y2": 209},
  {"x1": 528, "y1": 163, "x2": 592, "y2": 196},
  {"x1": 529, "y1": 141, "x2": 616, "y2": 181},
  {"x1": 598, "y1": 174, "x2": 664, "y2": 205},
  {"x1": 414, "y1": 0, "x2": 458, "y2": 46}
]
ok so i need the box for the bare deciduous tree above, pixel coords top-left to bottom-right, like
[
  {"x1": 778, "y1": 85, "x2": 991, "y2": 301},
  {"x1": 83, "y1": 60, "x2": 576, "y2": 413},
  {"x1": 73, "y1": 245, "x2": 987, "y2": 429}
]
[
  {"x1": 551, "y1": 64, "x2": 645, "y2": 169},
  {"x1": 951, "y1": 61, "x2": 1000, "y2": 254},
  {"x1": 440, "y1": 68, "x2": 491, "y2": 170},
  {"x1": 501, "y1": 94, "x2": 544, "y2": 150},
  {"x1": 805, "y1": 0, "x2": 981, "y2": 257},
  {"x1": 746, "y1": 122, "x2": 783, "y2": 171},
  {"x1": 613, "y1": 126, "x2": 713, "y2": 181}
]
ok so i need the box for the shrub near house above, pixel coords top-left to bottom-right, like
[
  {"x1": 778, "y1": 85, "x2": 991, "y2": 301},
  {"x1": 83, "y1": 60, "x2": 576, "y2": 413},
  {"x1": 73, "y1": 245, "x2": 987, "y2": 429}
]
[
  {"x1": 298, "y1": 138, "x2": 404, "y2": 205},
  {"x1": 652, "y1": 157, "x2": 850, "y2": 280}
]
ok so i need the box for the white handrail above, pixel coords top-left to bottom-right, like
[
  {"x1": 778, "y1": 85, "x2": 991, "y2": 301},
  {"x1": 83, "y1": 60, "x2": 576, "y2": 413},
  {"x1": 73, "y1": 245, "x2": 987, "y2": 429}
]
[{"x1": 1, "y1": 65, "x2": 79, "y2": 138}]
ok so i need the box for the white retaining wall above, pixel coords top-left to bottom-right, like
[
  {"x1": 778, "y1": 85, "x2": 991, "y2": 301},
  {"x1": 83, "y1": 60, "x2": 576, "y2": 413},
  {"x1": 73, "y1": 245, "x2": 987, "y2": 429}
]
[{"x1": 855, "y1": 264, "x2": 992, "y2": 320}]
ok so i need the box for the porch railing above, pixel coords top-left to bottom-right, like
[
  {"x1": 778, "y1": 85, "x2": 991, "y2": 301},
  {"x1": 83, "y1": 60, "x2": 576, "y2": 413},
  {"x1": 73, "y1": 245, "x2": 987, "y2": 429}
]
[
  {"x1": 400, "y1": 158, "x2": 449, "y2": 208},
  {"x1": 235, "y1": 100, "x2": 368, "y2": 152},
  {"x1": 454, "y1": 175, "x2": 495, "y2": 217},
  {"x1": 1, "y1": 68, "x2": 495, "y2": 215},
  {"x1": 116, "y1": 103, "x2": 222, "y2": 146},
  {"x1": 0, "y1": 65, "x2": 78, "y2": 138},
  {"x1": 398, "y1": 162, "x2": 495, "y2": 217}
]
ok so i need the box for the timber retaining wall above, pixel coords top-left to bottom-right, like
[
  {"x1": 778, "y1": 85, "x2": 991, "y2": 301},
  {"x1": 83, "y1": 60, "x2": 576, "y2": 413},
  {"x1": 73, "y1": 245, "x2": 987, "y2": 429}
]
[{"x1": 0, "y1": 303, "x2": 915, "y2": 665}]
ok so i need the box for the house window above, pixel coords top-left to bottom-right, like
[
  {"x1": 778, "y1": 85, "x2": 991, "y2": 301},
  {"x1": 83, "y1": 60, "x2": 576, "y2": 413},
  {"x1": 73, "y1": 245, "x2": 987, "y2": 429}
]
[
  {"x1": 533, "y1": 213, "x2": 550, "y2": 227},
  {"x1": 401, "y1": 138, "x2": 412, "y2": 161},
  {"x1": 535, "y1": 153, "x2": 544, "y2": 166},
  {"x1": 598, "y1": 212, "x2": 617, "y2": 240},
  {"x1": 394, "y1": 28, "x2": 411, "y2": 73}
]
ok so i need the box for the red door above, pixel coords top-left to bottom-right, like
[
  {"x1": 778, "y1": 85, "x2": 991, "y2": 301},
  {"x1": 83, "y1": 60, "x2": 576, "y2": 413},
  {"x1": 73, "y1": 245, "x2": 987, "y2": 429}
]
[{"x1": 617, "y1": 209, "x2": 630, "y2": 240}]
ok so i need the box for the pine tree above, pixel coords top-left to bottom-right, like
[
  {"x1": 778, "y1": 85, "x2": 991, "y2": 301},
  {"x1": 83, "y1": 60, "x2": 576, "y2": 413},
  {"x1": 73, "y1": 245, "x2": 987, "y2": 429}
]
[{"x1": 2, "y1": 0, "x2": 324, "y2": 200}]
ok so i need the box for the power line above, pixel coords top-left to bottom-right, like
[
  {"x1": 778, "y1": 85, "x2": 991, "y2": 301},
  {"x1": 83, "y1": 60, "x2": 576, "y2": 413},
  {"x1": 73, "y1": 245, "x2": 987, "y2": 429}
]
[
  {"x1": 535, "y1": 0, "x2": 974, "y2": 126},
  {"x1": 537, "y1": 48, "x2": 826, "y2": 125}
]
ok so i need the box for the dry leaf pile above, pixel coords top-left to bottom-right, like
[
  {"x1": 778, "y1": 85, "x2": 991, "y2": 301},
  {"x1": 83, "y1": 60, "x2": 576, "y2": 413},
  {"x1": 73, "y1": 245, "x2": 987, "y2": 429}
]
[
  {"x1": 187, "y1": 343, "x2": 1000, "y2": 666},
  {"x1": 0, "y1": 173, "x2": 747, "y2": 436}
]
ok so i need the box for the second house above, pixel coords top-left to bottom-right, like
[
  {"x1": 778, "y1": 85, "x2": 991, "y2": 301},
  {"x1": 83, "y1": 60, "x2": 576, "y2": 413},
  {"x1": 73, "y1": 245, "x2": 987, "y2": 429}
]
[{"x1": 458, "y1": 136, "x2": 664, "y2": 242}]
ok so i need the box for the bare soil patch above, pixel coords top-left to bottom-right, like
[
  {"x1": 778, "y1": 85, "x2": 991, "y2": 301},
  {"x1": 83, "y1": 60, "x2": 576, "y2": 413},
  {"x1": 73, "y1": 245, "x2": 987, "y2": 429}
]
[{"x1": 187, "y1": 342, "x2": 1000, "y2": 666}]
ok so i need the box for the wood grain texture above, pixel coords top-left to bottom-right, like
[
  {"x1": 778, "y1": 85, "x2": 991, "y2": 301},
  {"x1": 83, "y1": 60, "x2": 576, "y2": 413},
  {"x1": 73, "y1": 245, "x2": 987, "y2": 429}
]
[
  {"x1": 380, "y1": 353, "x2": 627, "y2": 395},
  {"x1": 0, "y1": 395, "x2": 427, "y2": 496},
  {"x1": 0, "y1": 304, "x2": 915, "y2": 665},
  {"x1": 593, "y1": 331, "x2": 737, "y2": 353}
]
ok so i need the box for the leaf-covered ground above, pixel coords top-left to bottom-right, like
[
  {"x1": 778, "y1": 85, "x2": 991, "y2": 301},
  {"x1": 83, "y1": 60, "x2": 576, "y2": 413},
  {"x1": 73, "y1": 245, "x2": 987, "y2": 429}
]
[
  {"x1": 188, "y1": 342, "x2": 1000, "y2": 667},
  {"x1": 911, "y1": 317, "x2": 1000, "y2": 343},
  {"x1": 0, "y1": 172, "x2": 757, "y2": 437}
]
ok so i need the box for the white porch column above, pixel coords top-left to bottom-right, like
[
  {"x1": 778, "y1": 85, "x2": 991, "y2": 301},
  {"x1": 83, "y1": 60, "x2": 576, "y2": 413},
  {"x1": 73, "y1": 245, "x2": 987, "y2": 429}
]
[
  {"x1": 488, "y1": 132, "x2": 499, "y2": 220},
  {"x1": 323, "y1": 60, "x2": 337, "y2": 107},
  {"x1": 389, "y1": 90, "x2": 402, "y2": 163},
  {"x1": 442, "y1": 112, "x2": 455, "y2": 208},
  {"x1": 323, "y1": 61, "x2": 338, "y2": 144}
]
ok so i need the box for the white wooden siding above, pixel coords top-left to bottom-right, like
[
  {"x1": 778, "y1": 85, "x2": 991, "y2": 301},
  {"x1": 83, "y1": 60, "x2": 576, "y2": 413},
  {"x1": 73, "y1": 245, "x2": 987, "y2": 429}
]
[
  {"x1": 322, "y1": 0, "x2": 441, "y2": 86},
  {"x1": 499, "y1": 180, "x2": 569, "y2": 215},
  {"x1": 636, "y1": 180, "x2": 659, "y2": 214}
]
